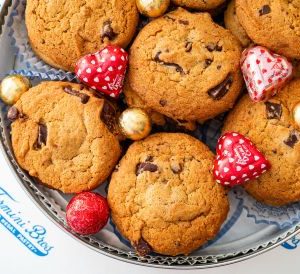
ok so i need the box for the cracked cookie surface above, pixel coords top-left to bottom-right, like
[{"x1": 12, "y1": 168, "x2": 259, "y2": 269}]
[
  {"x1": 25, "y1": 0, "x2": 138, "y2": 71},
  {"x1": 223, "y1": 79, "x2": 300, "y2": 206},
  {"x1": 171, "y1": 0, "x2": 226, "y2": 10},
  {"x1": 108, "y1": 133, "x2": 229, "y2": 256},
  {"x1": 128, "y1": 8, "x2": 243, "y2": 121},
  {"x1": 224, "y1": 0, "x2": 251, "y2": 47},
  {"x1": 10, "y1": 81, "x2": 121, "y2": 193},
  {"x1": 236, "y1": 0, "x2": 300, "y2": 58}
]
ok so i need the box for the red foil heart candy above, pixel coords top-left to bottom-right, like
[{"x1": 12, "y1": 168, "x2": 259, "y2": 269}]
[
  {"x1": 75, "y1": 45, "x2": 128, "y2": 98},
  {"x1": 213, "y1": 132, "x2": 271, "y2": 187},
  {"x1": 241, "y1": 46, "x2": 293, "y2": 102}
]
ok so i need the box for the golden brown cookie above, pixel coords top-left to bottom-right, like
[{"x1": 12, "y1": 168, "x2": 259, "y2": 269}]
[
  {"x1": 25, "y1": 0, "x2": 138, "y2": 71},
  {"x1": 123, "y1": 78, "x2": 197, "y2": 131},
  {"x1": 108, "y1": 133, "x2": 229, "y2": 256},
  {"x1": 236, "y1": 0, "x2": 300, "y2": 58},
  {"x1": 10, "y1": 81, "x2": 121, "y2": 193},
  {"x1": 128, "y1": 8, "x2": 243, "y2": 122},
  {"x1": 224, "y1": 0, "x2": 251, "y2": 47},
  {"x1": 171, "y1": 0, "x2": 226, "y2": 10},
  {"x1": 223, "y1": 79, "x2": 300, "y2": 206}
]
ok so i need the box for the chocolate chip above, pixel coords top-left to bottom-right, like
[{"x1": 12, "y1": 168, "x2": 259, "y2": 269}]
[
  {"x1": 206, "y1": 43, "x2": 222, "y2": 52},
  {"x1": 208, "y1": 74, "x2": 233, "y2": 100},
  {"x1": 217, "y1": 65, "x2": 222, "y2": 70},
  {"x1": 7, "y1": 106, "x2": 19, "y2": 121},
  {"x1": 259, "y1": 5, "x2": 271, "y2": 16},
  {"x1": 79, "y1": 85, "x2": 85, "y2": 90},
  {"x1": 284, "y1": 130, "x2": 300, "y2": 148},
  {"x1": 34, "y1": 123, "x2": 47, "y2": 150},
  {"x1": 100, "y1": 100, "x2": 117, "y2": 133},
  {"x1": 145, "y1": 156, "x2": 154, "y2": 162},
  {"x1": 204, "y1": 59, "x2": 213, "y2": 68},
  {"x1": 185, "y1": 42, "x2": 193, "y2": 52},
  {"x1": 265, "y1": 102, "x2": 282, "y2": 120},
  {"x1": 101, "y1": 20, "x2": 117, "y2": 41},
  {"x1": 63, "y1": 86, "x2": 90, "y2": 104},
  {"x1": 164, "y1": 15, "x2": 176, "y2": 22},
  {"x1": 171, "y1": 163, "x2": 182, "y2": 174},
  {"x1": 136, "y1": 162, "x2": 158, "y2": 175},
  {"x1": 154, "y1": 51, "x2": 185, "y2": 74},
  {"x1": 178, "y1": 19, "x2": 189, "y2": 25},
  {"x1": 133, "y1": 238, "x2": 152, "y2": 257},
  {"x1": 159, "y1": 99, "x2": 167, "y2": 106}
]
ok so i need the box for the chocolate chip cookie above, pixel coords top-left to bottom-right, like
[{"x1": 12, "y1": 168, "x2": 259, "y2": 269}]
[
  {"x1": 108, "y1": 133, "x2": 229, "y2": 256},
  {"x1": 224, "y1": 0, "x2": 251, "y2": 47},
  {"x1": 9, "y1": 81, "x2": 121, "y2": 193},
  {"x1": 123, "y1": 78, "x2": 197, "y2": 131},
  {"x1": 223, "y1": 79, "x2": 300, "y2": 206},
  {"x1": 25, "y1": 0, "x2": 138, "y2": 71},
  {"x1": 128, "y1": 8, "x2": 243, "y2": 122},
  {"x1": 171, "y1": 0, "x2": 226, "y2": 10},
  {"x1": 236, "y1": 0, "x2": 300, "y2": 58}
]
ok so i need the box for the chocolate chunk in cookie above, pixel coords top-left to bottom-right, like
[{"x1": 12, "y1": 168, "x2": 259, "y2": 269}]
[{"x1": 265, "y1": 102, "x2": 282, "y2": 120}]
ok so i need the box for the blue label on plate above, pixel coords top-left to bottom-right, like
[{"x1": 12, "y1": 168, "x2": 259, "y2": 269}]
[
  {"x1": 0, "y1": 186, "x2": 53, "y2": 256},
  {"x1": 281, "y1": 236, "x2": 300, "y2": 250}
]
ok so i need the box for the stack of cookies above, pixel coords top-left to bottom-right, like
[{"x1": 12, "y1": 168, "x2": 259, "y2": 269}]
[{"x1": 2, "y1": 0, "x2": 300, "y2": 257}]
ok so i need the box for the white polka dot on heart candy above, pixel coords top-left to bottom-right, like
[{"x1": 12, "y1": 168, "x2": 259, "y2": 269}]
[
  {"x1": 224, "y1": 167, "x2": 229, "y2": 173},
  {"x1": 224, "y1": 182, "x2": 230, "y2": 186},
  {"x1": 83, "y1": 77, "x2": 88, "y2": 82},
  {"x1": 215, "y1": 171, "x2": 219, "y2": 176},
  {"x1": 118, "y1": 65, "x2": 123, "y2": 70},
  {"x1": 94, "y1": 77, "x2": 99, "y2": 83},
  {"x1": 218, "y1": 144, "x2": 222, "y2": 150},
  {"x1": 254, "y1": 156, "x2": 260, "y2": 161},
  {"x1": 91, "y1": 86, "x2": 96, "y2": 89},
  {"x1": 121, "y1": 48, "x2": 125, "y2": 53},
  {"x1": 103, "y1": 49, "x2": 108, "y2": 54},
  {"x1": 231, "y1": 176, "x2": 236, "y2": 180},
  {"x1": 227, "y1": 140, "x2": 233, "y2": 145},
  {"x1": 105, "y1": 76, "x2": 110, "y2": 82},
  {"x1": 242, "y1": 174, "x2": 247, "y2": 178},
  {"x1": 249, "y1": 165, "x2": 254, "y2": 170},
  {"x1": 239, "y1": 139, "x2": 244, "y2": 144},
  {"x1": 245, "y1": 178, "x2": 250, "y2": 182},
  {"x1": 229, "y1": 158, "x2": 234, "y2": 163},
  {"x1": 86, "y1": 68, "x2": 91, "y2": 74},
  {"x1": 108, "y1": 66, "x2": 113, "y2": 72},
  {"x1": 111, "y1": 56, "x2": 116, "y2": 61},
  {"x1": 232, "y1": 133, "x2": 238, "y2": 137},
  {"x1": 236, "y1": 166, "x2": 242, "y2": 171},
  {"x1": 110, "y1": 93, "x2": 116, "y2": 98},
  {"x1": 261, "y1": 164, "x2": 266, "y2": 169},
  {"x1": 97, "y1": 67, "x2": 102, "y2": 73},
  {"x1": 216, "y1": 180, "x2": 221, "y2": 184},
  {"x1": 121, "y1": 56, "x2": 125, "y2": 61},
  {"x1": 102, "y1": 86, "x2": 107, "y2": 90},
  {"x1": 91, "y1": 60, "x2": 96, "y2": 65}
]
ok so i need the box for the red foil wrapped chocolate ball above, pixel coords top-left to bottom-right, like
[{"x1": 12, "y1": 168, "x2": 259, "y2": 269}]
[{"x1": 66, "y1": 192, "x2": 109, "y2": 235}]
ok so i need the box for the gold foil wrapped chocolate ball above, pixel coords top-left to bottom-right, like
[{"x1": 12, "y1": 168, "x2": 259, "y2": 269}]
[
  {"x1": 136, "y1": 0, "x2": 170, "y2": 18},
  {"x1": 119, "y1": 107, "x2": 152, "y2": 140},
  {"x1": 0, "y1": 75, "x2": 31, "y2": 105},
  {"x1": 293, "y1": 102, "x2": 300, "y2": 129}
]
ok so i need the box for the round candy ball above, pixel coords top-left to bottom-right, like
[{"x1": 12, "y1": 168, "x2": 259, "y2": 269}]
[
  {"x1": 66, "y1": 192, "x2": 109, "y2": 235},
  {"x1": 119, "y1": 107, "x2": 152, "y2": 140},
  {"x1": 0, "y1": 75, "x2": 31, "y2": 105},
  {"x1": 136, "y1": 0, "x2": 170, "y2": 18},
  {"x1": 293, "y1": 102, "x2": 300, "y2": 129}
]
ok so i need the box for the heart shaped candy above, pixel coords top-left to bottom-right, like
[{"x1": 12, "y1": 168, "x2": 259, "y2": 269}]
[
  {"x1": 213, "y1": 132, "x2": 271, "y2": 187},
  {"x1": 75, "y1": 46, "x2": 128, "y2": 98},
  {"x1": 241, "y1": 46, "x2": 293, "y2": 102}
]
